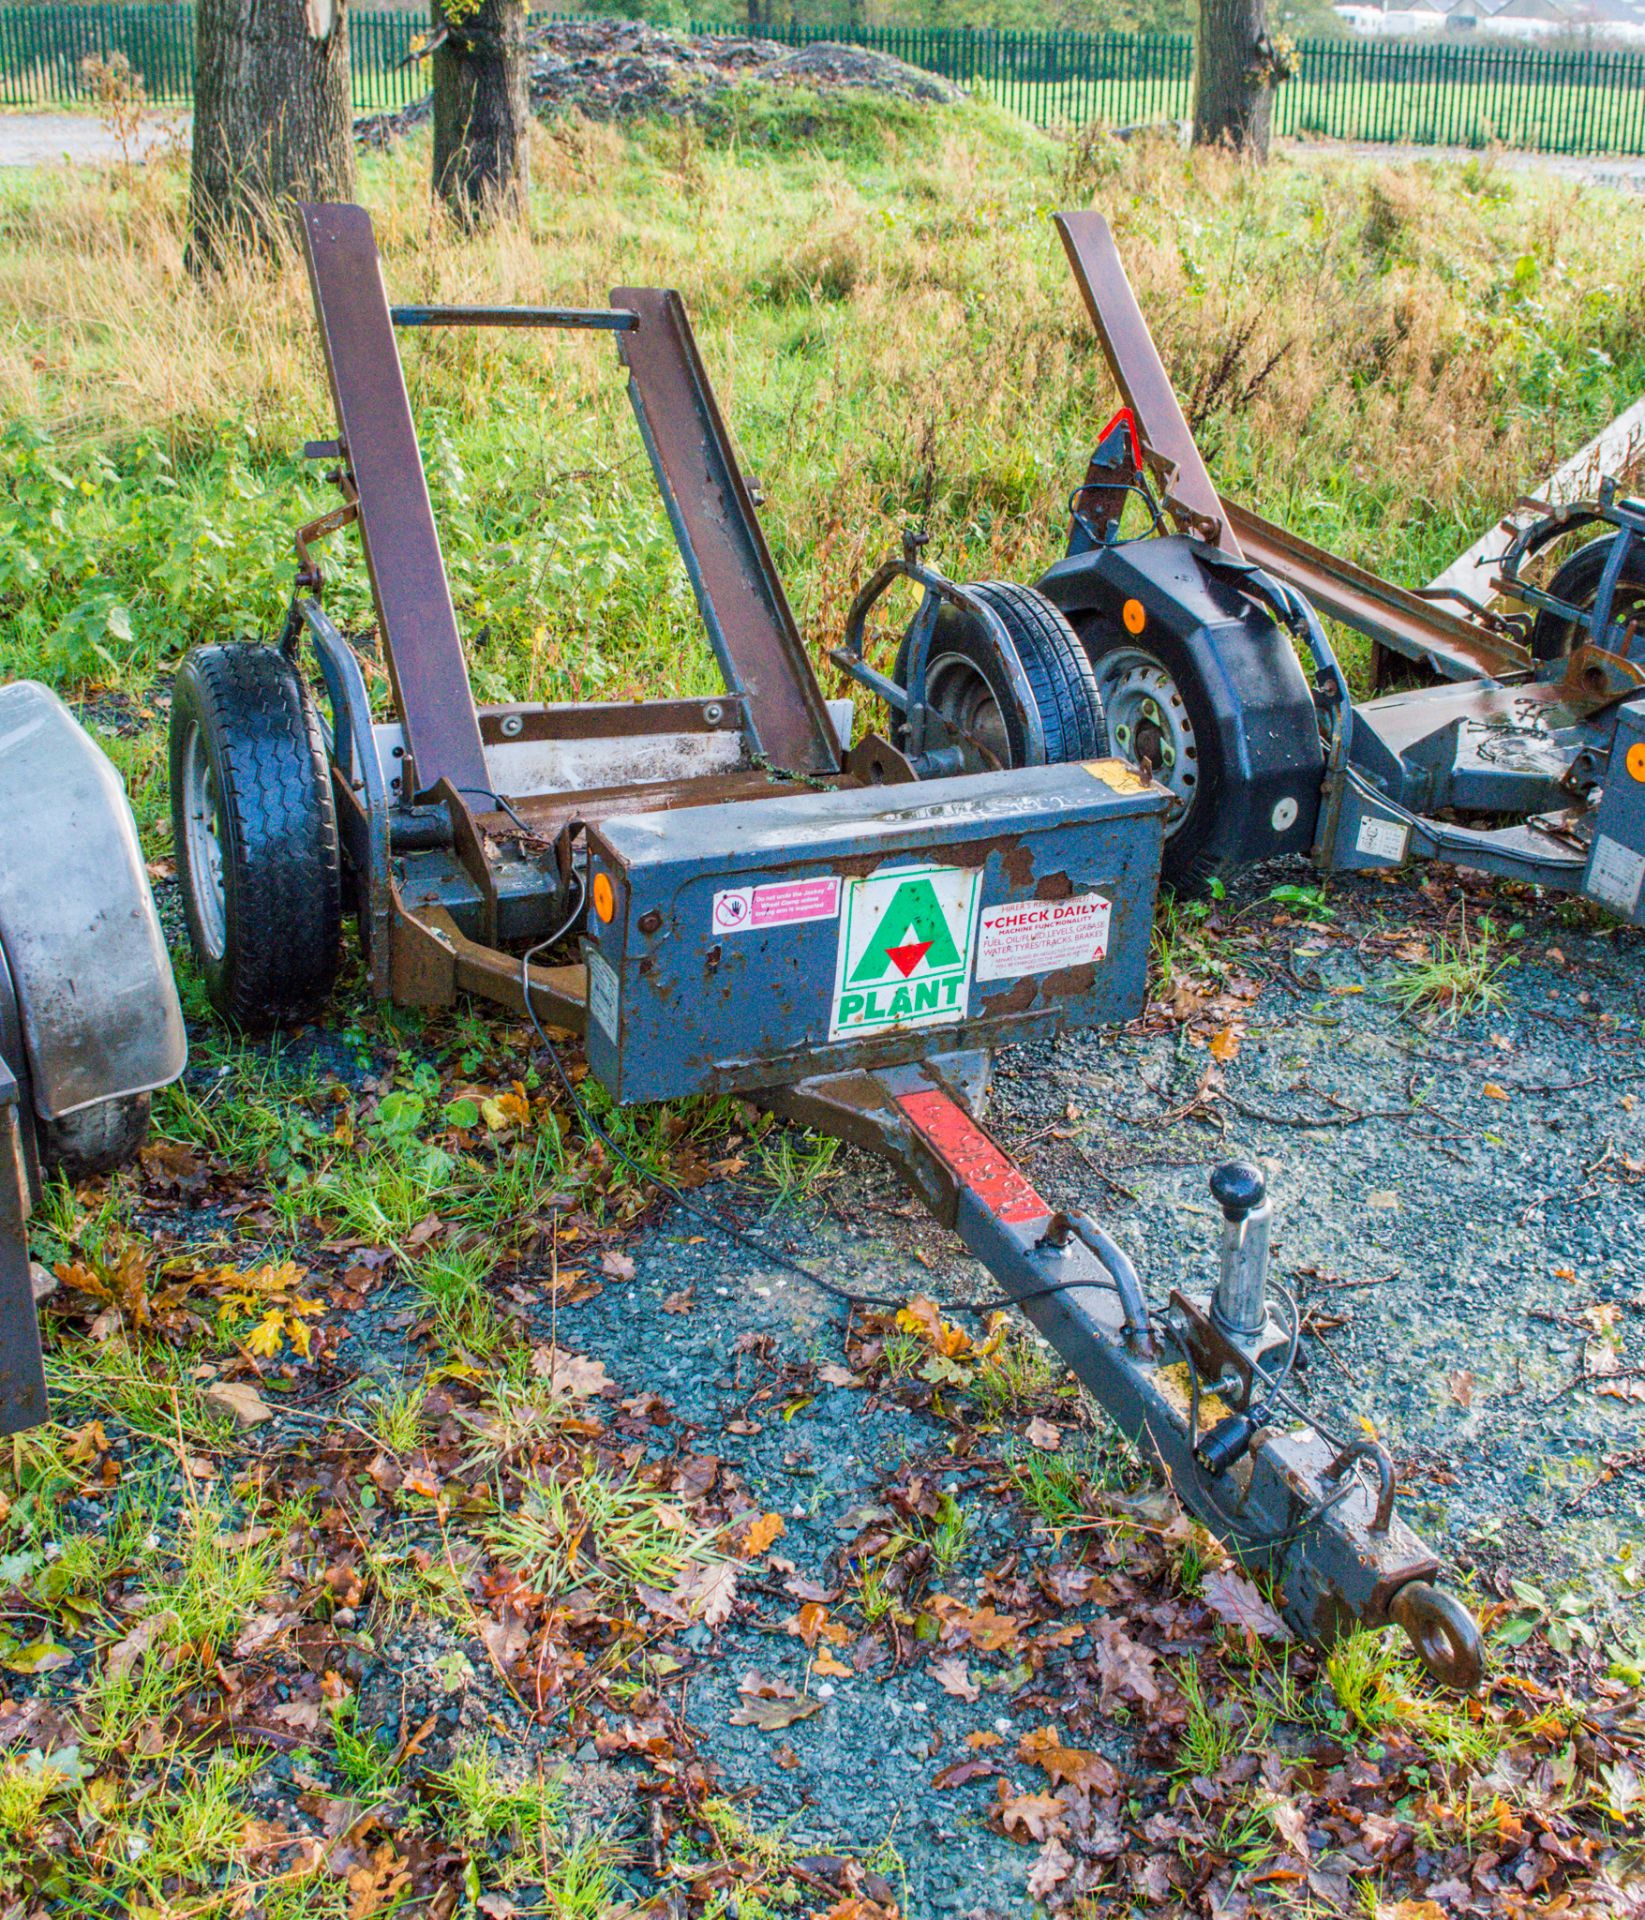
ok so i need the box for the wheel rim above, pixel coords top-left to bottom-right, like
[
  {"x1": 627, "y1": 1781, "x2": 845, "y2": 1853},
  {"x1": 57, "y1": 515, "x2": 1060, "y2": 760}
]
[
  {"x1": 925, "y1": 650, "x2": 1011, "y2": 767},
  {"x1": 180, "y1": 722, "x2": 228, "y2": 962},
  {"x1": 1094, "y1": 647, "x2": 1198, "y2": 837}
]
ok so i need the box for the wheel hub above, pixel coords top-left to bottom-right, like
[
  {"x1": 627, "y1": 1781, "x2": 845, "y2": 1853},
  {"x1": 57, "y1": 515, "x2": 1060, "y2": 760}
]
[
  {"x1": 925, "y1": 650, "x2": 1010, "y2": 767},
  {"x1": 181, "y1": 723, "x2": 228, "y2": 962},
  {"x1": 1095, "y1": 647, "x2": 1197, "y2": 836}
]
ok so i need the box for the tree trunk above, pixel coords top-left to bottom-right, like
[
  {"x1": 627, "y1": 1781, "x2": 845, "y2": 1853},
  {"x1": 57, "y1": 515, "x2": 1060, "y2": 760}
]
[
  {"x1": 1192, "y1": 0, "x2": 1275, "y2": 158},
  {"x1": 432, "y1": 0, "x2": 530, "y2": 229},
  {"x1": 189, "y1": 0, "x2": 354, "y2": 264}
]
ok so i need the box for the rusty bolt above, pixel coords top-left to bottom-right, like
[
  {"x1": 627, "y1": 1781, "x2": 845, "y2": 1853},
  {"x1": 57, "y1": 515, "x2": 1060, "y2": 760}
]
[{"x1": 638, "y1": 908, "x2": 663, "y2": 936}]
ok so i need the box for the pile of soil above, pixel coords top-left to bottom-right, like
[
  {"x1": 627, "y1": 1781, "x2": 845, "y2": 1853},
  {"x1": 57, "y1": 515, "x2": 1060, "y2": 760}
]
[{"x1": 357, "y1": 17, "x2": 960, "y2": 146}]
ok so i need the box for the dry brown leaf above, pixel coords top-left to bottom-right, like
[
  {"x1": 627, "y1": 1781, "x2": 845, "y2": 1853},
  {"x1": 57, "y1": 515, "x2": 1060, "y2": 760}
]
[
  {"x1": 997, "y1": 1786, "x2": 1068, "y2": 1843},
  {"x1": 675, "y1": 1560, "x2": 738, "y2": 1625},
  {"x1": 530, "y1": 1346, "x2": 613, "y2": 1398},
  {"x1": 931, "y1": 1656, "x2": 980, "y2": 1702},
  {"x1": 1200, "y1": 1568, "x2": 1292, "y2": 1644},
  {"x1": 1024, "y1": 1416, "x2": 1061, "y2": 1452},
  {"x1": 1208, "y1": 1024, "x2": 1241, "y2": 1064},
  {"x1": 1026, "y1": 1837, "x2": 1075, "y2": 1898},
  {"x1": 739, "y1": 1512, "x2": 786, "y2": 1559}
]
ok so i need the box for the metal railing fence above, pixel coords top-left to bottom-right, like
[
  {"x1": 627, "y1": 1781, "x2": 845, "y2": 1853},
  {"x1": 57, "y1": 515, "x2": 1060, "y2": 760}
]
[{"x1": 3, "y1": 6, "x2": 1644, "y2": 156}]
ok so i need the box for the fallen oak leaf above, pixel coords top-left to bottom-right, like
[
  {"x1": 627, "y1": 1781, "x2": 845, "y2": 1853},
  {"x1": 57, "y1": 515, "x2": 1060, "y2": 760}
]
[
  {"x1": 105, "y1": 1609, "x2": 178, "y2": 1681},
  {"x1": 1200, "y1": 1568, "x2": 1292, "y2": 1644},
  {"x1": 529, "y1": 1346, "x2": 613, "y2": 1398},
  {"x1": 738, "y1": 1511, "x2": 786, "y2": 1559},
  {"x1": 674, "y1": 1560, "x2": 738, "y2": 1626},
  {"x1": 931, "y1": 1756, "x2": 1001, "y2": 1789},
  {"x1": 996, "y1": 1784, "x2": 1069, "y2": 1843},
  {"x1": 729, "y1": 1694, "x2": 822, "y2": 1731},
  {"x1": 1017, "y1": 1725, "x2": 1122, "y2": 1794},
  {"x1": 931, "y1": 1656, "x2": 980, "y2": 1702},
  {"x1": 1026, "y1": 1837, "x2": 1075, "y2": 1899}
]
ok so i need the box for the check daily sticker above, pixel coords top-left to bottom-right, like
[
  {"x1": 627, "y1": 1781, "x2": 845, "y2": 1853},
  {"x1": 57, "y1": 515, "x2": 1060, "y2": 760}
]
[
  {"x1": 975, "y1": 892, "x2": 1112, "y2": 981},
  {"x1": 830, "y1": 865, "x2": 981, "y2": 1041}
]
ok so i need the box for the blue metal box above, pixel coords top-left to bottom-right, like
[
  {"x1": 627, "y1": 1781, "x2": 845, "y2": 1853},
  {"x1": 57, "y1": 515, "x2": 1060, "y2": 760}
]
[
  {"x1": 1586, "y1": 695, "x2": 1645, "y2": 928},
  {"x1": 580, "y1": 762, "x2": 1168, "y2": 1104}
]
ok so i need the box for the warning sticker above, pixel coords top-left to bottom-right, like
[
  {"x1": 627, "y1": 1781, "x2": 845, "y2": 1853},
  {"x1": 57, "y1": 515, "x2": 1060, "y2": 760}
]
[
  {"x1": 1355, "y1": 813, "x2": 1410, "y2": 864},
  {"x1": 1587, "y1": 833, "x2": 1645, "y2": 916},
  {"x1": 711, "y1": 875, "x2": 839, "y2": 936},
  {"x1": 830, "y1": 864, "x2": 981, "y2": 1041},
  {"x1": 976, "y1": 892, "x2": 1112, "y2": 981}
]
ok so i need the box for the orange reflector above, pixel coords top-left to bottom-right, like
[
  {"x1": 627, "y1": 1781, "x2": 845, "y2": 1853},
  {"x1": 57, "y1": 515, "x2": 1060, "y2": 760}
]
[
  {"x1": 1122, "y1": 598, "x2": 1146, "y2": 635},
  {"x1": 1628, "y1": 742, "x2": 1645, "y2": 784},
  {"x1": 592, "y1": 871, "x2": 616, "y2": 922}
]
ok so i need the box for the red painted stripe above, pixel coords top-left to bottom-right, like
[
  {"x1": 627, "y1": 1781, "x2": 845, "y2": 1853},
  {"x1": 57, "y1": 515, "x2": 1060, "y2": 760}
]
[{"x1": 895, "y1": 1088, "x2": 1050, "y2": 1227}]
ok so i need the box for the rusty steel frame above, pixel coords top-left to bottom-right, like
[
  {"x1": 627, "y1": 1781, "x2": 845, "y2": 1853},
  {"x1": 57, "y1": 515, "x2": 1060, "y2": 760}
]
[
  {"x1": 273, "y1": 202, "x2": 1483, "y2": 1686},
  {"x1": 1054, "y1": 209, "x2": 1533, "y2": 688}
]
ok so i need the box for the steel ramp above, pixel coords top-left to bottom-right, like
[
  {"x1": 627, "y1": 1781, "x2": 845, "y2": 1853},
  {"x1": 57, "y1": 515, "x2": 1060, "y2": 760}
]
[{"x1": 299, "y1": 203, "x2": 491, "y2": 803}]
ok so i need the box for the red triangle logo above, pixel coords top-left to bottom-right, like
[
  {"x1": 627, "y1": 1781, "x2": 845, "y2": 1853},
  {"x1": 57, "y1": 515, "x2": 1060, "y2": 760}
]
[{"x1": 885, "y1": 939, "x2": 933, "y2": 978}]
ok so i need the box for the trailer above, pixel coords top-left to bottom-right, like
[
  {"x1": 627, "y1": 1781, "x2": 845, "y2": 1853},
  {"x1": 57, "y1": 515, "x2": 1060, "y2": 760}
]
[
  {"x1": 167, "y1": 201, "x2": 1483, "y2": 1689},
  {"x1": 984, "y1": 209, "x2": 1645, "y2": 912},
  {"x1": 0, "y1": 681, "x2": 187, "y2": 1436}
]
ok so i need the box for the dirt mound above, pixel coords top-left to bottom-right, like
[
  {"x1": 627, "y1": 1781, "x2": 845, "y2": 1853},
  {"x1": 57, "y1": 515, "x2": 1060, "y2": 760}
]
[{"x1": 358, "y1": 17, "x2": 960, "y2": 146}]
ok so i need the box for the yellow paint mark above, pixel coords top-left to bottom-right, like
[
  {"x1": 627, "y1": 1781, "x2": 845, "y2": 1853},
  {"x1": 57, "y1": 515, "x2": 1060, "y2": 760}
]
[{"x1": 1083, "y1": 759, "x2": 1151, "y2": 795}]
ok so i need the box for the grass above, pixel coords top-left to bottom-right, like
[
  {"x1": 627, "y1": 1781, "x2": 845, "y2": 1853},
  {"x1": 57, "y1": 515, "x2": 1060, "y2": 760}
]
[
  {"x1": 485, "y1": 1454, "x2": 726, "y2": 1603},
  {"x1": 4, "y1": 98, "x2": 1645, "y2": 771},
  {"x1": 1385, "y1": 905, "x2": 1518, "y2": 1021}
]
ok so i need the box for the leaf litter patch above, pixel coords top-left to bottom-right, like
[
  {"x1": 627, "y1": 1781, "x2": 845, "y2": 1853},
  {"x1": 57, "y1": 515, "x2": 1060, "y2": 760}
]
[{"x1": 5, "y1": 866, "x2": 1644, "y2": 1914}]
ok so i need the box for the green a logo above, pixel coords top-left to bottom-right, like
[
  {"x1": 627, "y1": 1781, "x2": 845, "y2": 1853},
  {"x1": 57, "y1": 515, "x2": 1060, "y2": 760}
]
[{"x1": 849, "y1": 877, "x2": 963, "y2": 984}]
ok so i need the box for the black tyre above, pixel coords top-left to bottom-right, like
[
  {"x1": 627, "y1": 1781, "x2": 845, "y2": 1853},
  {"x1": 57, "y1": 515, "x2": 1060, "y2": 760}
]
[
  {"x1": 169, "y1": 643, "x2": 342, "y2": 1027},
  {"x1": 894, "y1": 581, "x2": 1108, "y2": 767},
  {"x1": 1529, "y1": 533, "x2": 1645, "y2": 662},
  {"x1": 40, "y1": 1094, "x2": 150, "y2": 1179},
  {"x1": 1074, "y1": 619, "x2": 1226, "y2": 894}
]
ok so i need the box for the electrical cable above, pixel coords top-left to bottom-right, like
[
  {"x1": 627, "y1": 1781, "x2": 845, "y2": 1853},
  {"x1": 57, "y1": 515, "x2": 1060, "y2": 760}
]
[
  {"x1": 448, "y1": 785, "x2": 552, "y2": 845},
  {"x1": 510, "y1": 855, "x2": 1150, "y2": 1323},
  {"x1": 1171, "y1": 1283, "x2": 1373, "y2": 1552}
]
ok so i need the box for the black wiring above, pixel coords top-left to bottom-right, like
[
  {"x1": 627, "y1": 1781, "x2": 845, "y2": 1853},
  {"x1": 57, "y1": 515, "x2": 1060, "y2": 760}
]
[
  {"x1": 506, "y1": 864, "x2": 1388, "y2": 1558},
  {"x1": 511, "y1": 871, "x2": 1140, "y2": 1322},
  {"x1": 1172, "y1": 1284, "x2": 1368, "y2": 1553},
  {"x1": 447, "y1": 785, "x2": 551, "y2": 844}
]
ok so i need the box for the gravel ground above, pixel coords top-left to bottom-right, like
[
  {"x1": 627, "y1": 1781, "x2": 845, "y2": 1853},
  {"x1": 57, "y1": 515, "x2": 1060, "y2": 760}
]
[{"x1": 394, "y1": 859, "x2": 1642, "y2": 1915}]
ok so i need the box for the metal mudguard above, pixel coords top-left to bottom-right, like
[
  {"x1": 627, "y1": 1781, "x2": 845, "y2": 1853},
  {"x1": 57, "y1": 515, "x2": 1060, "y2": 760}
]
[
  {"x1": 1038, "y1": 537, "x2": 1326, "y2": 870},
  {"x1": 0, "y1": 682, "x2": 185, "y2": 1118}
]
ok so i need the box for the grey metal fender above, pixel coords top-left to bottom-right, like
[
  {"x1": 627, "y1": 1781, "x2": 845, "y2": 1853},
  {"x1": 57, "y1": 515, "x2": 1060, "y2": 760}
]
[{"x1": 0, "y1": 681, "x2": 185, "y2": 1118}]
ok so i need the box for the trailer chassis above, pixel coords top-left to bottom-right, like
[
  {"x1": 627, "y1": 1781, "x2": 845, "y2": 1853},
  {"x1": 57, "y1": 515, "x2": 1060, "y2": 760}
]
[{"x1": 168, "y1": 202, "x2": 1483, "y2": 1688}]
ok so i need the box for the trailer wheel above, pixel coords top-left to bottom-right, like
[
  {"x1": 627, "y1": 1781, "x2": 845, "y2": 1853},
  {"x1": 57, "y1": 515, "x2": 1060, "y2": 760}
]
[
  {"x1": 39, "y1": 1094, "x2": 151, "y2": 1179},
  {"x1": 169, "y1": 644, "x2": 342, "y2": 1028},
  {"x1": 1530, "y1": 534, "x2": 1645, "y2": 662},
  {"x1": 1077, "y1": 625, "x2": 1227, "y2": 893},
  {"x1": 895, "y1": 581, "x2": 1108, "y2": 767}
]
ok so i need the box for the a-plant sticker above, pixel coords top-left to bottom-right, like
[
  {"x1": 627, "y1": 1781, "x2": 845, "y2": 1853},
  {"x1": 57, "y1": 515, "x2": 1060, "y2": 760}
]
[{"x1": 830, "y1": 864, "x2": 981, "y2": 1041}]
